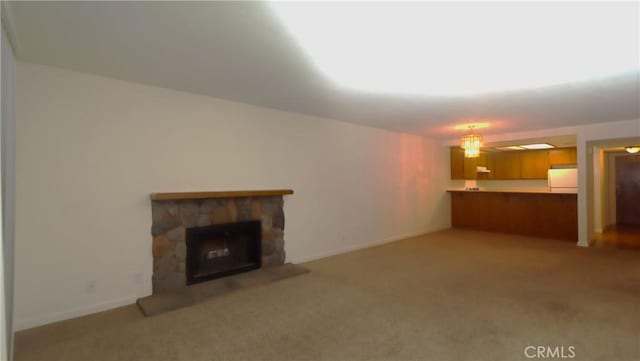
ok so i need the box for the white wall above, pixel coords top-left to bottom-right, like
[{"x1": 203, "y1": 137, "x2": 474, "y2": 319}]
[
  {"x1": 1, "y1": 27, "x2": 16, "y2": 360},
  {"x1": 14, "y1": 62, "x2": 451, "y2": 330}
]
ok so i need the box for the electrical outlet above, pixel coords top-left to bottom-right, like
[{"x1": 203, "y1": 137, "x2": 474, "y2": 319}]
[{"x1": 85, "y1": 280, "x2": 96, "y2": 294}]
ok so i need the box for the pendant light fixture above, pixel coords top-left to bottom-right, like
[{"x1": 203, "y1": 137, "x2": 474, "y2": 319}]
[{"x1": 460, "y1": 125, "x2": 483, "y2": 158}]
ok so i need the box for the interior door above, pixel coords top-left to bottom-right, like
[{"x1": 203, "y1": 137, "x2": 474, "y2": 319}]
[{"x1": 616, "y1": 155, "x2": 640, "y2": 225}]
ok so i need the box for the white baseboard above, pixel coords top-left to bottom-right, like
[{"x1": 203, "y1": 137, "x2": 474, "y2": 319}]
[
  {"x1": 14, "y1": 295, "x2": 140, "y2": 331},
  {"x1": 289, "y1": 229, "x2": 445, "y2": 264}
]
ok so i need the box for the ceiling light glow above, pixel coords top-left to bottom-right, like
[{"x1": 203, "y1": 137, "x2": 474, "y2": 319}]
[
  {"x1": 496, "y1": 146, "x2": 526, "y2": 151},
  {"x1": 454, "y1": 122, "x2": 491, "y2": 131},
  {"x1": 269, "y1": 2, "x2": 639, "y2": 96},
  {"x1": 520, "y1": 143, "x2": 555, "y2": 150}
]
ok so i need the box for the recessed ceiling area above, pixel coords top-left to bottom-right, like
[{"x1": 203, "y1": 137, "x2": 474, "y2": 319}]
[
  {"x1": 5, "y1": 1, "x2": 640, "y2": 138},
  {"x1": 484, "y1": 135, "x2": 577, "y2": 151}
]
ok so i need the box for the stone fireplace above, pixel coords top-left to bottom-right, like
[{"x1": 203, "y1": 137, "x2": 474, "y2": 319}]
[{"x1": 150, "y1": 190, "x2": 292, "y2": 293}]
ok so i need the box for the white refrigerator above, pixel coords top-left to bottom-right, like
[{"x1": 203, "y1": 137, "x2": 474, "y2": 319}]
[{"x1": 548, "y1": 168, "x2": 578, "y2": 192}]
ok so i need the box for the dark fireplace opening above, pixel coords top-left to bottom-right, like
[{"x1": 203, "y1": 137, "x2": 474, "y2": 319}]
[{"x1": 185, "y1": 220, "x2": 261, "y2": 285}]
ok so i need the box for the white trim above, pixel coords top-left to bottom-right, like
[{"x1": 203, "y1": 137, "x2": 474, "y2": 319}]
[
  {"x1": 0, "y1": 58, "x2": 5, "y2": 361},
  {"x1": 289, "y1": 229, "x2": 446, "y2": 264},
  {"x1": 14, "y1": 296, "x2": 139, "y2": 331}
]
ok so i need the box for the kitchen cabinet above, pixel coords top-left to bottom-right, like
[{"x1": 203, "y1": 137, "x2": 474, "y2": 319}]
[
  {"x1": 492, "y1": 152, "x2": 521, "y2": 179},
  {"x1": 549, "y1": 148, "x2": 577, "y2": 166},
  {"x1": 450, "y1": 147, "x2": 465, "y2": 179},
  {"x1": 451, "y1": 147, "x2": 481, "y2": 180},
  {"x1": 519, "y1": 150, "x2": 549, "y2": 179},
  {"x1": 476, "y1": 153, "x2": 492, "y2": 179},
  {"x1": 463, "y1": 156, "x2": 477, "y2": 179},
  {"x1": 450, "y1": 146, "x2": 577, "y2": 180},
  {"x1": 451, "y1": 148, "x2": 493, "y2": 180}
]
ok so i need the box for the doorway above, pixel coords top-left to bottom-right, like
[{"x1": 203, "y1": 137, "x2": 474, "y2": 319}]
[
  {"x1": 592, "y1": 149, "x2": 640, "y2": 249},
  {"x1": 615, "y1": 154, "x2": 640, "y2": 225}
]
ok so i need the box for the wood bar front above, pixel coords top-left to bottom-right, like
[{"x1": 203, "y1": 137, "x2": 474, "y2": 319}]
[{"x1": 449, "y1": 191, "x2": 578, "y2": 242}]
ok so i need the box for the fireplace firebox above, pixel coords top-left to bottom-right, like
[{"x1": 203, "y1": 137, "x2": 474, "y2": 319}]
[{"x1": 185, "y1": 220, "x2": 262, "y2": 285}]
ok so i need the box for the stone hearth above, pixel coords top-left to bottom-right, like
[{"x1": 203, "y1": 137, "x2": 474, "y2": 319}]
[{"x1": 150, "y1": 191, "x2": 290, "y2": 293}]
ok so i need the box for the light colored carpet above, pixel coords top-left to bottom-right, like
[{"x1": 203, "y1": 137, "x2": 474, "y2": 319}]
[
  {"x1": 137, "y1": 263, "x2": 309, "y2": 316},
  {"x1": 14, "y1": 229, "x2": 640, "y2": 361}
]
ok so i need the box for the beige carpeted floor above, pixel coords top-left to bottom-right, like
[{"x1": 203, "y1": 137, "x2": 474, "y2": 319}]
[{"x1": 14, "y1": 229, "x2": 640, "y2": 361}]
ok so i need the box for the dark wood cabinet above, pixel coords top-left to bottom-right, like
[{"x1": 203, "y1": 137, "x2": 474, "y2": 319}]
[{"x1": 450, "y1": 191, "x2": 578, "y2": 242}]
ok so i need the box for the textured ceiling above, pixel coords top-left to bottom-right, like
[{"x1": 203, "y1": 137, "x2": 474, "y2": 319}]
[{"x1": 7, "y1": 1, "x2": 640, "y2": 138}]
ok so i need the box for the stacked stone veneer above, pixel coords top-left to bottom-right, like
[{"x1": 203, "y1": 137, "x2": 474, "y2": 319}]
[{"x1": 151, "y1": 196, "x2": 285, "y2": 293}]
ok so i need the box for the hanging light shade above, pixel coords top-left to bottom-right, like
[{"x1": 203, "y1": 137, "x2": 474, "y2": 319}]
[{"x1": 460, "y1": 126, "x2": 482, "y2": 158}]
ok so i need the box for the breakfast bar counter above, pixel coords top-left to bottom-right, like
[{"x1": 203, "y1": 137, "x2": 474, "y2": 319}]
[
  {"x1": 447, "y1": 189, "x2": 578, "y2": 242},
  {"x1": 446, "y1": 187, "x2": 577, "y2": 194}
]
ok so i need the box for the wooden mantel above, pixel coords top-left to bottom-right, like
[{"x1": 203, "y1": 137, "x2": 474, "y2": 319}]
[{"x1": 150, "y1": 189, "x2": 294, "y2": 201}]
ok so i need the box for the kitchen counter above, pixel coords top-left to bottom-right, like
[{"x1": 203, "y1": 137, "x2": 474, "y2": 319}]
[
  {"x1": 446, "y1": 187, "x2": 577, "y2": 195},
  {"x1": 449, "y1": 190, "x2": 578, "y2": 242}
]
